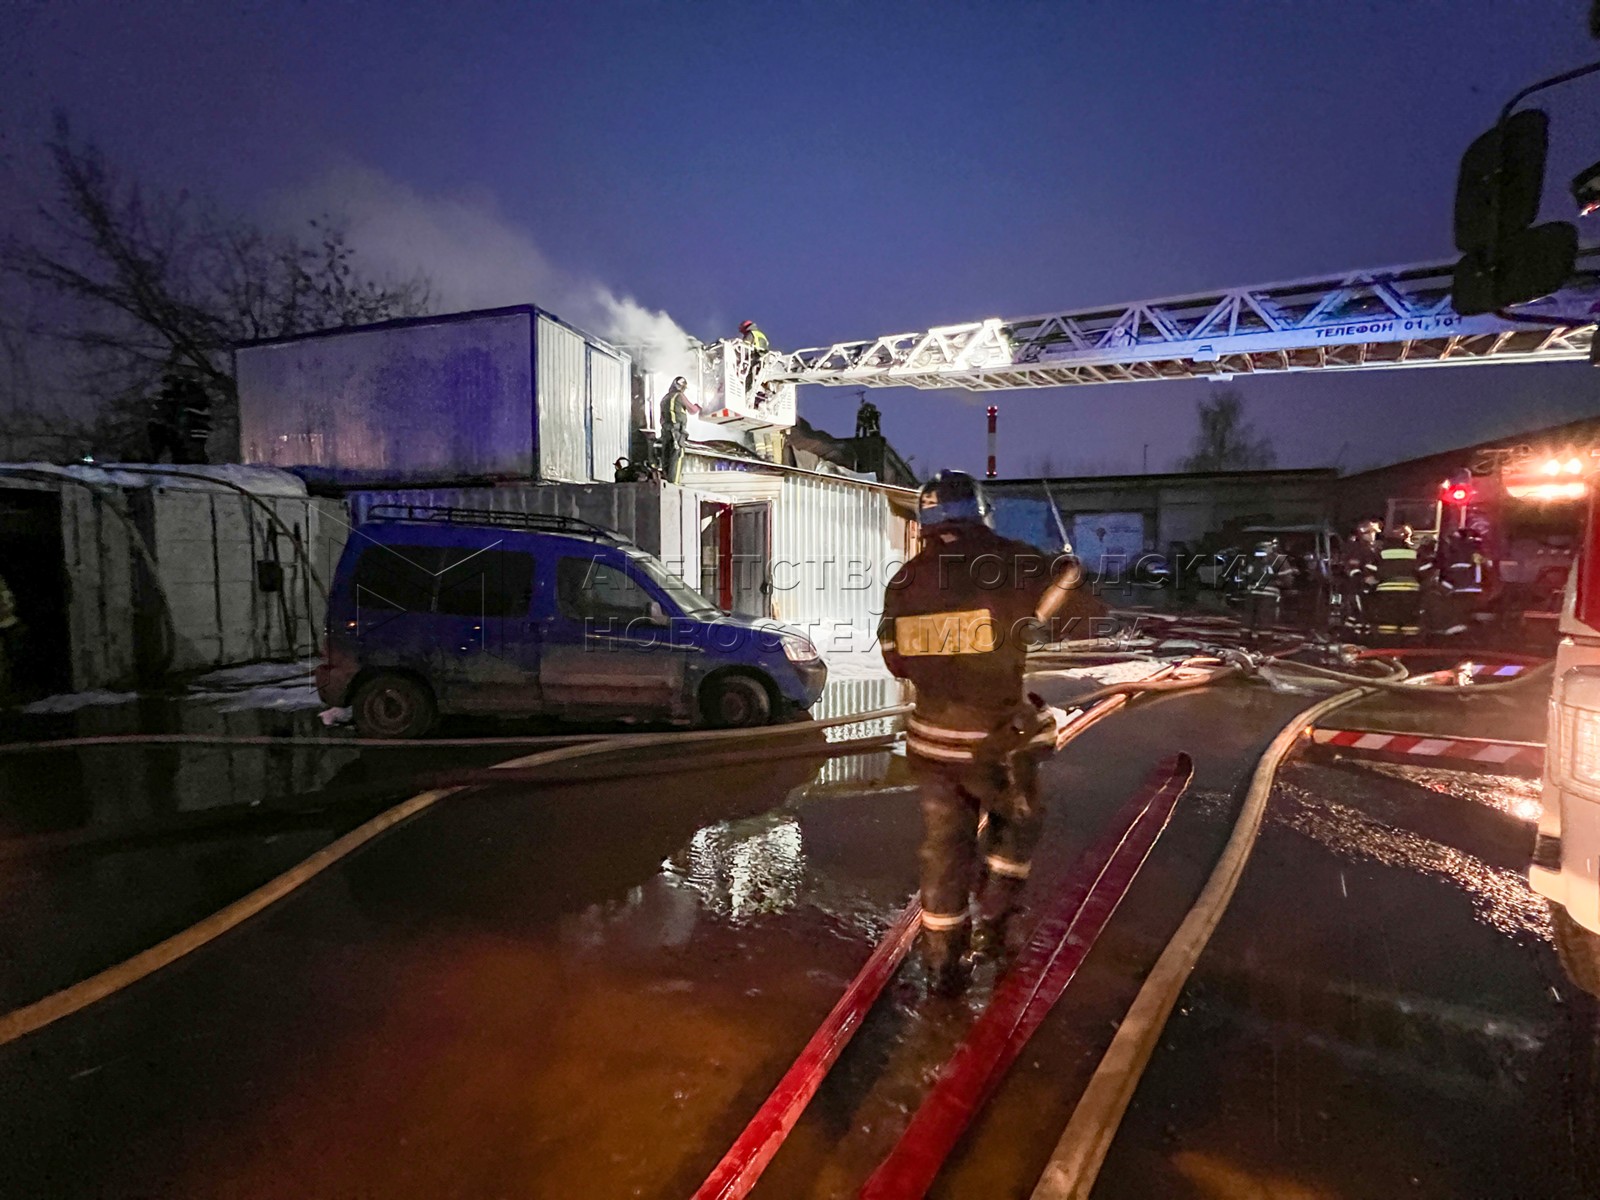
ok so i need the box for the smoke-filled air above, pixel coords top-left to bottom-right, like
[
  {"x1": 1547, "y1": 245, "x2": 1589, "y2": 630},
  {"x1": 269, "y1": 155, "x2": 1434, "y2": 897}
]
[{"x1": 276, "y1": 162, "x2": 700, "y2": 378}]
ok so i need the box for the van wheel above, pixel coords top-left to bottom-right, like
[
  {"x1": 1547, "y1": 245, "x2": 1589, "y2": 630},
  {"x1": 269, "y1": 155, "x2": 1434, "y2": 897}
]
[
  {"x1": 701, "y1": 674, "x2": 772, "y2": 729},
  {"x1": 351, "y1": 673, "x2": 437, "y2": 739}
]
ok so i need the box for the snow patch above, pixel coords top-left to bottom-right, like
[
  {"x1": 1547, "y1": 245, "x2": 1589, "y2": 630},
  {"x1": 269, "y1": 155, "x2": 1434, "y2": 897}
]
[{"x1": 21, "y1": 689, "x2": 139, "y2": 714}]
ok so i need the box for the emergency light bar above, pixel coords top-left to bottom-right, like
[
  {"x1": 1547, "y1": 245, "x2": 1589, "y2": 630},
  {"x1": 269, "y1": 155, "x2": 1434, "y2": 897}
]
[{"x1": 1502, "y1": 453, "x2": 1596, "y2": 502}]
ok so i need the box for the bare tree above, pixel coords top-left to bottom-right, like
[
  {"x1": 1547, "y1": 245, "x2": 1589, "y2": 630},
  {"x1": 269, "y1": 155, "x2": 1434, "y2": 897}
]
[
  {"x1": 2, "y1": 117, "x2": 430, "y2": 460},
  {"x1": 1177, "y1": 388, "x2": 1276, "y2": 472}
]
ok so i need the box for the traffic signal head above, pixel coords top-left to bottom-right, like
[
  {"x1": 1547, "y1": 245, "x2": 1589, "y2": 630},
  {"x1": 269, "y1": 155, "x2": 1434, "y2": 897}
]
[{"x1": 1451, "y1": 108, "x2": 1578, "y2": 315}]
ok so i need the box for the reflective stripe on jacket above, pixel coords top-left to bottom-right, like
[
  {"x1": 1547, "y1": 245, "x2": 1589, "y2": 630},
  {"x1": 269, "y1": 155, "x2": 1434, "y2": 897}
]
[{"x1": 1375, "y1": 546, "x2": 1422, "y2": 593}]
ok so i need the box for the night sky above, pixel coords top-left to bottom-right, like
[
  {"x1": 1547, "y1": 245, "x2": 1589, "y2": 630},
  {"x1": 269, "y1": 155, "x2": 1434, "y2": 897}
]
[{"x1": 3, "y1": 0, "x2": 1598, "y2": 476}]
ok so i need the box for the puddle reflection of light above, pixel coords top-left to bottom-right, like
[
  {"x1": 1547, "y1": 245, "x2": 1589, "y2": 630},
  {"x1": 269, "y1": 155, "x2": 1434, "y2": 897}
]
[
  {"x1": 1357, "y1": 761, "x2": 1543, "y2": 822},
  {"x1": 677, "y1": 815, "x2": 807, "y2": 922},
  {"x1": 1275, "y1": 778, "x2": 1551, "y2": 940}
]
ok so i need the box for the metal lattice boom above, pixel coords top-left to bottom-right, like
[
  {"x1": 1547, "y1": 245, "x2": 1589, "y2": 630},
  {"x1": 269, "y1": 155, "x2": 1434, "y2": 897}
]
[{"x1": 781, "y1": 256, "x2": 1600, "y2": 390}]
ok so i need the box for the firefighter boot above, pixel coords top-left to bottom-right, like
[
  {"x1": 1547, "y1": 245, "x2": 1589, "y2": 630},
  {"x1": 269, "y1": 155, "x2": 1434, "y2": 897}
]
[{"x1": 920, "y1": 921, "x2": 971, "y2": 998}]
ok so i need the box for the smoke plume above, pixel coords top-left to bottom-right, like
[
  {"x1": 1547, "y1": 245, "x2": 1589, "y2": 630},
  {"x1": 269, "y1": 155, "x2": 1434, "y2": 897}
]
[{"x1": 273, "y1": 163, "x2": 699, "y2": 376}]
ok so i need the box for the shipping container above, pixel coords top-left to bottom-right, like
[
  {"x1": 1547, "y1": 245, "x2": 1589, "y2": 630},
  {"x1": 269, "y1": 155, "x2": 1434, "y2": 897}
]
[{"x1": 236, "y1": 306, "x2": 633, "y2": 487}]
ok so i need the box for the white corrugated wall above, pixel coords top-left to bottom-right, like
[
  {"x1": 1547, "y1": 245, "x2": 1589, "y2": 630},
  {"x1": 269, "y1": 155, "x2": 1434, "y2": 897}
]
[
  {"x1": 536, "y1": 316, "x2": 589, "y2": 482},
  {"x1": 769, "y1": 471, "x2": 903, "y2": 655},
  {"x1": 587, "y1": 345, "x2": 629, "y2": 480}
]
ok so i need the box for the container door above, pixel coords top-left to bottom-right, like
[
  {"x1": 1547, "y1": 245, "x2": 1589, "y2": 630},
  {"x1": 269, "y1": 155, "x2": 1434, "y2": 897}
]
[
  {"x1": 731, "y1": 502, "x2": 772, "y2": 617},
  {"x1": 540, "y1": 553, "x2": 694, "y2": 716},
  {"x1": 429, "y1": 545, "x2": 541, "y2": 713}
]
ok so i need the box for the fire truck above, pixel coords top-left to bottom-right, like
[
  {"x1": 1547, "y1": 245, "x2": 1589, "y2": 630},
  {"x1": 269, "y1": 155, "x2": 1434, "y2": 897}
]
[
  {"x1": 1407, "y1": 443, "x2": 1597, "y2": 643},
  {"x1": 1373, "y1": 444, "x2": 1592, "y2": 642},
  {"x1": 1533, "y1": 472, "x2": 1600, "y2": 995}
]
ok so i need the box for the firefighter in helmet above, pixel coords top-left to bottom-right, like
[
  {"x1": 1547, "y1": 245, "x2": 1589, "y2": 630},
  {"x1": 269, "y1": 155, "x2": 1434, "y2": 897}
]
[
  {"x1": 879, "y1": 469, "x2": 1105, "y2": 994},
  {"x1": 1369, "y1": 521, "x2": 1432, "y2": 638},
  {"x1": 1342, "y1": 519, "x2": 1382, "y2": 633},
  {"x1": 1241, "y1": 535, "x2": 1294, "y2": 633},
  {"x1": 659, "y1": 375, "x2": 692, "y2": 485},
  {"x1": 738, "y1": 320, "x2": 769, "y2": 403},
  {"x1": 1433, "y1": 522, "x2": 1490, "y2": 636}
]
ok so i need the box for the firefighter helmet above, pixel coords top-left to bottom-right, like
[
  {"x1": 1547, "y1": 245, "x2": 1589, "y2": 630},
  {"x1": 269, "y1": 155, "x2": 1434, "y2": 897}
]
[
  {"x1": 739, "y1": 320, "x2": 755, "y2": 334},
  {"x1": 917, "y1": 469, "x2": 992, "y2": 529},
  {"x1": 1356, "y1": 519, "x2": 1381, "y2": 540},
  {"x1": 671, "y1": 376, "x2": 687, "y2": 391}
]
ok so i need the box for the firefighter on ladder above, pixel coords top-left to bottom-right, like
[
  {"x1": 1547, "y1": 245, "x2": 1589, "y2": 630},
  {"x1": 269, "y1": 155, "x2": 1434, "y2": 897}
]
[
  {"x1": 738, "y1": 320, "x2": 769, "y2": 404},
  {"x1": 1369, "y1": 522, "x2": 1431, "y2": 639},
  {"x1": 879, "y1": 470, "x2": 1104, "y2": 995}
]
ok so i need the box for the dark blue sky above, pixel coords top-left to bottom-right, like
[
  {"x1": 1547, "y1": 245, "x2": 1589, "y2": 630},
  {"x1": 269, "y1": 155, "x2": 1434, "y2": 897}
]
[{"x1": 3, "y1": 0, "x2": 1598, "y2": 475}]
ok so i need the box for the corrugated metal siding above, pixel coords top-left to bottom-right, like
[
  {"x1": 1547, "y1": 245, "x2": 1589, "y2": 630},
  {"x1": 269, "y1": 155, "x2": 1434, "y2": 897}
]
[
  {"x1": 237, "y1": 312, "x2": 536, "y2": 483},
  {"x1": 536, "y1": 315, "x2": 589, "y2": 483},
  {"x1": 807, "y1": 675, "x2": 908, "y2": 788},
  {"x1": 59, "y1": 486, "x2": 137, "y2": 691},
  {"x1": 6, "y1": 477, "x2": 342, "y2": 691},
  {"x1": 150, "y1": 493, "x2": 345, "y2": 672},
  {"x1": 587, "y1": 345, "x2": 629, "y2": 481},
  {"x1": 770, "y1": 472, "x2": 901, "y2": 652},
  {"x1": 348, "y1": 481, "x2": 700, "y2": 582}
]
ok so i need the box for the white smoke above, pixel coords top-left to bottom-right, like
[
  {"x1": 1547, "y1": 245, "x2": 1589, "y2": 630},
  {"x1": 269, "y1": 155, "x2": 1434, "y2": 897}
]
[{"x1": 271, "y1": 163, "x2": 700, "y2": 376}]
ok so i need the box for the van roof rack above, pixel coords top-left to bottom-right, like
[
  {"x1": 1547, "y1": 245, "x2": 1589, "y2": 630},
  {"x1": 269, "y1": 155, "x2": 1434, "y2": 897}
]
[{"x1": 365, "y1": 504, "x2": 635, "y2": 545}]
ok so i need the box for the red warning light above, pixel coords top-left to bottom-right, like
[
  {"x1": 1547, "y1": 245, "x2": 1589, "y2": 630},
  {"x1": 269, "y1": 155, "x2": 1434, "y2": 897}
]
[{"x1": 1440, "y1": 474, "x2": 1474, "y2": 505}]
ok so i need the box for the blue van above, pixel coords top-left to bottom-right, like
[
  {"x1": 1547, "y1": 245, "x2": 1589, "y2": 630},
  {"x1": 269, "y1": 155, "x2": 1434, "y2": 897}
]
[{"x1": 316, "y1": 506, "x2": 828, "y2": 737}]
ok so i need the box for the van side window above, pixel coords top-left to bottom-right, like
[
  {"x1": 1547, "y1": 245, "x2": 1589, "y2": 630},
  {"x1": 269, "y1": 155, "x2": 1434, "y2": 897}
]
[
  {"x1": 352, "y1": 545, "x2": 440, "y2": 613},
  {"x1": 557, "y1": 557, "x2": 653, "y2": 622},
  {"x1": 437, "y1": 549, "x2": 536, "y2": 617}
]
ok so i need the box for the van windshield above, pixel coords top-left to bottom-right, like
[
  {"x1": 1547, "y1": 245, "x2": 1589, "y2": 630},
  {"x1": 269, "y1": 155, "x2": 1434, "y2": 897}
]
[{"x1": 629, "y1": 552, "x2": 721, "y2": 618}]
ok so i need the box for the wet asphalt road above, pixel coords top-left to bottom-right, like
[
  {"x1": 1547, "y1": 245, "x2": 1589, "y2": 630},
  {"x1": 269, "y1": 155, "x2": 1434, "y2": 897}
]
[{"x1": 1, "y1": 669, "x2": 1594, "y2": 1198}]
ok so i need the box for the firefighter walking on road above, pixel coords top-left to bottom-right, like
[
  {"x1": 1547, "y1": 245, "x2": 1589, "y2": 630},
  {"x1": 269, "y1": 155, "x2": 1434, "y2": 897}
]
[
  {"x1": 879, "y1": 470, "x2": 1103, "y2": 995},
  {"x1": 1369, "y1": 523, "x2": 1431, "y2": 638}
]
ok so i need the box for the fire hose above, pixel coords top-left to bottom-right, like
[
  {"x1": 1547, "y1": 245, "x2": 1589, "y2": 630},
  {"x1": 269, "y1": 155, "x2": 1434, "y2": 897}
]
[{"x1": 0, "y1": 704, "x2": 910, "y2": 1048}]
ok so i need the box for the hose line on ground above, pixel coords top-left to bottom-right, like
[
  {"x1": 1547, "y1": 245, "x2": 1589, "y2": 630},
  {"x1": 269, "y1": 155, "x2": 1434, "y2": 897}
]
[
  {"x1": 1029, "y1": 685, "x2": 1372, "y2": 1200},
  {"x1": 0, "y1": 705, "x2": 910, "y2": 1049},
  {"x1": 1266, "y1": 655, "x2": 1554, "y2": 697}
]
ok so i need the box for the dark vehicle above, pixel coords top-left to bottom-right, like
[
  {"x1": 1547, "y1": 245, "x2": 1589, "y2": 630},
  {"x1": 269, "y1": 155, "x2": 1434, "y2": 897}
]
[{"x1": 316, "y1": 506, "x2": 827, "y2": 737}]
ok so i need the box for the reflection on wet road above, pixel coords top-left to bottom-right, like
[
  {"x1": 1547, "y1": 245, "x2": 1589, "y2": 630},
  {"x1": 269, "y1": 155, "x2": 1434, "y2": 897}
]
[{"x1": 1, "y1": 673, "x2": 1595, "y2": 1197}]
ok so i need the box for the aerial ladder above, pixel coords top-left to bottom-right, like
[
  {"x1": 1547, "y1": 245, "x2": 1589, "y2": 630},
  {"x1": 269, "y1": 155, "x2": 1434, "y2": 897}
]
[{"x1": 762, "y1": 251, "x2": 1599, "y2": 393}]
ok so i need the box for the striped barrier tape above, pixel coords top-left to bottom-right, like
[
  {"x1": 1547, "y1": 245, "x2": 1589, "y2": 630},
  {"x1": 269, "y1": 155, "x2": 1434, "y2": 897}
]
[{"x1": 1308, "y1": 727, "x2": 1543, "y2": 775}]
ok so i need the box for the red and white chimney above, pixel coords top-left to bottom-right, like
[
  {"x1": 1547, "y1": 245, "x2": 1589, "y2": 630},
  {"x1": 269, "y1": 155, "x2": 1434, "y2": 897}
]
[{"x1": 986, "y1": 406, "x2": 998, "y2": 479}]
